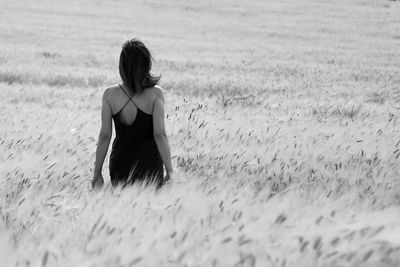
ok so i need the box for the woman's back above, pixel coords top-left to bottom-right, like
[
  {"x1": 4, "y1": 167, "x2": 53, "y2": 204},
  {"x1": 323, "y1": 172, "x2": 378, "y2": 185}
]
[
  {"x1": 107, "y1": 84, "x2": 159, "y2": 125},
  {"x1": 107, "y1": 84, "x2": 164, "y2": 188}
]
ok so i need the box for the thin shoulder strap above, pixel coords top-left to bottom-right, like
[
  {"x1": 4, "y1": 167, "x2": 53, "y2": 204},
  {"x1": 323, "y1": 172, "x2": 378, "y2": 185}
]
[{"x1": 118, "y1": 84, "x2": 138, "y2": 108}]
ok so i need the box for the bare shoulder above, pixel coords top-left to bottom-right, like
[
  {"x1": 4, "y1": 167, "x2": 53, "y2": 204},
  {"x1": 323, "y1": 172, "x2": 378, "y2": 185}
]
[
  {"x1": 102, "y1": 85, "x2": 119, "y2": 101},
  {"x1": 146, "y1": 85, "x2": 166, "y2": 101}
]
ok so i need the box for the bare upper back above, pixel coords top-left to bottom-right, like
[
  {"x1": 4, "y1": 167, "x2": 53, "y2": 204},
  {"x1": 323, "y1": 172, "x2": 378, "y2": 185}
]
[{"x1": 105, "y1": 84, "x2": 164, "y2": 116}]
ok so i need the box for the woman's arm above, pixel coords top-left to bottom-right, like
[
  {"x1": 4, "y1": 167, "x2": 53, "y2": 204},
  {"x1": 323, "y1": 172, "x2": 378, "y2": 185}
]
[
  {"x1": 152, "y1": 88, "x2": 173, "y2": 180},
  {"x1": 92, "y1": 89, "x2": 113, "y2": 189}
]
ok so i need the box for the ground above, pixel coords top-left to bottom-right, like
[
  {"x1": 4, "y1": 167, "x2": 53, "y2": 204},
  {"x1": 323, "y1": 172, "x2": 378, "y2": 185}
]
[{"x1": 0, "y1": 0, "x2": 400, "y2": 266}]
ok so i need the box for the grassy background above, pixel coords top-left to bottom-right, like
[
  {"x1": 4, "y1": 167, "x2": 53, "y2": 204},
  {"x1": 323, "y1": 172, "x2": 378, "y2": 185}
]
[{"x1": 1, "y1": 0, "x2": 400, "y2": 266}]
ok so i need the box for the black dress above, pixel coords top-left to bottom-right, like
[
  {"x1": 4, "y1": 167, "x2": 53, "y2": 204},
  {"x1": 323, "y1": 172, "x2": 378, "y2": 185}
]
[{"x1": 109, "y1": 85, "x2": 164, "y2": 188}]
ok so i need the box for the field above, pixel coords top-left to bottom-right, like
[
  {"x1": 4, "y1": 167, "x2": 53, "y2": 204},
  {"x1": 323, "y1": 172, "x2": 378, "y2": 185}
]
[{"x1": 1, "y1": 0, "x2": 400, "y2": 266}]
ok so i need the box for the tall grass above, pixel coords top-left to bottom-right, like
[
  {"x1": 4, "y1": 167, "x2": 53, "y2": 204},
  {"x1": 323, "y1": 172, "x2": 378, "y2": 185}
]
[{"x1": 1, "y1": 0, "x2": 400, "y2": 265}]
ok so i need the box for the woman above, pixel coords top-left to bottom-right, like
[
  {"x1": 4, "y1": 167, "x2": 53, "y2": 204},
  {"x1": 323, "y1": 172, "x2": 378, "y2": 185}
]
[{"x1": 91, "y1": 38, "x2": 173, "y2": 190}]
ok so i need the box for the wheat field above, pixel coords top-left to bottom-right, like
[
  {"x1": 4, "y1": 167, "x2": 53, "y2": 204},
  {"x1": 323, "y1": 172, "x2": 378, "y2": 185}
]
[{"x1": 1, "y1": 0, "x2": 400, "y2": 266}]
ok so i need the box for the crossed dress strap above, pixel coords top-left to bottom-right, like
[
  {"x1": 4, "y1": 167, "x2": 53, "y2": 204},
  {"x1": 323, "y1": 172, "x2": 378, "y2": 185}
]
[{"x1": 117, "y1": 84, "x2": 138, "y2": 113}]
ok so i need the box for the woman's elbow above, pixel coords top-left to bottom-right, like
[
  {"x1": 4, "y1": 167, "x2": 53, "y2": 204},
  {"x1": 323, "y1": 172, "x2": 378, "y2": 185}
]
[
  {"x1": 99, "y1": 132, "x2": 111, "y2": 141},
  {"x1": 154, "y1": 131, "x2": 167, "y2": 140}
]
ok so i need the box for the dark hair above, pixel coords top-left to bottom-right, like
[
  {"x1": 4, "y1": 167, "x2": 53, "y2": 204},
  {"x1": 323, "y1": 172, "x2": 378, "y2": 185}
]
[{"x1": 119, "y1": 38, "x2": 160, "y2": 94}]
